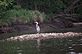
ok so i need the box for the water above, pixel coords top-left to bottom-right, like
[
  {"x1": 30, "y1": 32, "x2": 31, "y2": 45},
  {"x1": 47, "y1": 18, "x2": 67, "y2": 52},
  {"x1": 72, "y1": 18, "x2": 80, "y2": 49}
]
[{"x1": 0, "y1": 36, "x2": 82, "y2": 54}]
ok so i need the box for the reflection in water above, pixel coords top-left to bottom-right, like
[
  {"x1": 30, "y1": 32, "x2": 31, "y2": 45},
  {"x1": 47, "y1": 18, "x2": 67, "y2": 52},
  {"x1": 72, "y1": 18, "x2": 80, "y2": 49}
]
[
  {"x1": 17, "y1": 47, "x2": 23, "y2": 54},
  {"x1": 80, "y1": 38, "x2": 82, "y2": 40},
  {"x1": 67, "y1": 52, "x2": 82, "y2": 54},
  {"x1": 78, "y1": 53, "x2": 82, "y2": 54},
  {"x1": 0, "y1": 36, "x2": 82, "y2": 54},
  {"x1": 40, "y1": 36, "x2": 82, "y2": 54},
  {"x1": 17, "y1": 49, "x2": 23, "y2": 52},
  {"x1": 68, "y1": 47, "x2": 72, "y2": 48},
  {"x1": 18, "y1": 53, "x2": 22, "y2": 54},
  {"x1": 68, "y1": 52, "x2": 76, "y2": 54},
  {"x1": 69, "y1": 49, "x2": 74, "y2": 51},
  {"x1": 72, "y1": 44, "x2": 76, "y2": 46},
  {"x1": 69, "y1": 40, "x2": 72, "y2": 41},
  {"x1": 79, "y1": 44, "x2": 82, "y2": 45},
  {"x1": 17, "y1": 47, "x2": 20, "y2": 49}
]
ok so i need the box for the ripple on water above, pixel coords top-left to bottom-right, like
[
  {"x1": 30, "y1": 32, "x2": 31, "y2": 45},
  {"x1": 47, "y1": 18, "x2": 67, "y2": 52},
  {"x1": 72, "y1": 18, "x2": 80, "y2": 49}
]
[
  {"x1": 79, "y1": 44, "x2": 82, "y2": 45},
  {"x1": 17, "y1": 50, "x2": 23, "y2": 52},
  {"x1": 80, "y1": 39, "x2": 82, "y2": 41},
  {"x1": 79, "y1": 39, "x2": 82, "y2": 43},
  {"x1": 68, "y1": 40, "x2": 72, "y2": 42},
  {"x1": 69, "y1": 49, "x2": 74, "y2": 51},
  {"x1": 72, "y1": 44, "x2": 76, "y2": 46},
  {"x1": 17, "y1": 47, "x2": 20, "y2": 49},
  {"x1": 69, "y1": 47, "x2": 72, "y2": 49},
  {"x1": 18, "y1": 53, "x2": 22, "y2": 54},
  {"x1": 68, "y1": 52, "x2": 76, "y2": 54},
  {"x1": 78, "y1": 53, "x2": 82, "y2": 54}
]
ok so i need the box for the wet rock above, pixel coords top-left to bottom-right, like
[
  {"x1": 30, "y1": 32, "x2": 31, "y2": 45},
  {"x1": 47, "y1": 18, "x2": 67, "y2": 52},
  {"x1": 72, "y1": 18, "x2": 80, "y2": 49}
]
[{"x1": 5, "y1": 32, "x2": 82, "y2": 41}]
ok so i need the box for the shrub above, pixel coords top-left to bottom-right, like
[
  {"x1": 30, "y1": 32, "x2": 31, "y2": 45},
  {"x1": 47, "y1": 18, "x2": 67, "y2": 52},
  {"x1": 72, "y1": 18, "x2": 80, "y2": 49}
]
[{"x1": 1, "y1": 9, "x2": 46, "y2": 26}]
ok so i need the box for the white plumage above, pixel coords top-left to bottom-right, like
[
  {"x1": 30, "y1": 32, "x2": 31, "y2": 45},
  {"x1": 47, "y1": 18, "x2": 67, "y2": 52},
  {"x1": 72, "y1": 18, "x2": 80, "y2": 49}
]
[{"x1": 35, "y1": 22, "x2": 40, "y2": 33}]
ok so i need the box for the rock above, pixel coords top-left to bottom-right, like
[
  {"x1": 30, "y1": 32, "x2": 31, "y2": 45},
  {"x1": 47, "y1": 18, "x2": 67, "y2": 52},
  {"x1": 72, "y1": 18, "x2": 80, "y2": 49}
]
[{"x1": 5, "y1": 32, "x2": 82, "y2": 41}]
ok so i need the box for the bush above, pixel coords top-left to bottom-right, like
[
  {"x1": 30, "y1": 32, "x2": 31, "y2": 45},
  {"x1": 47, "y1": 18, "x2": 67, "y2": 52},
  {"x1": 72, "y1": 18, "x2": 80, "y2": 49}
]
[{"x1": 1, "y1": 9, "x2": 46, "y2": 26}]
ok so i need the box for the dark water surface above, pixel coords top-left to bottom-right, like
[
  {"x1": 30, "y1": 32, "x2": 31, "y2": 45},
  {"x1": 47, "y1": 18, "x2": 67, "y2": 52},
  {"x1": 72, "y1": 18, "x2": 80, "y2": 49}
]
[{"x1": 0, "y1": 36, "x2": 82, "y2": 54}]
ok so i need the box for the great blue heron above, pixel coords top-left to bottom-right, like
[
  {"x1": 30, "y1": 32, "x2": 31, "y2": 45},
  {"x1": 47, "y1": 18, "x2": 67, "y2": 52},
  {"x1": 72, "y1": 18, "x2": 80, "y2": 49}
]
[{"x1": 35, "y1": 22, "x2": 40, "y2": 33}]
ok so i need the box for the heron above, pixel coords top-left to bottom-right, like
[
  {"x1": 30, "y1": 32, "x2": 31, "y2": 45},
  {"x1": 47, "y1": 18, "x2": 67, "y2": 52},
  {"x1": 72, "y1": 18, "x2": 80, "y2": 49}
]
[{"x1": 35, "y1": 22, "x2": 40, "y2": 33}]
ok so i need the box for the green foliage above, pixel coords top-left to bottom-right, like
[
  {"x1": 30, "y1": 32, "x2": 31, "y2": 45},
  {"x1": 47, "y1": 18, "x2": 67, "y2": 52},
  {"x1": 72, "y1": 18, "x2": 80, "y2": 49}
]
[
  {"x1": 19, "y1": 0, "x2": 66, "y2": 13},
  {"x1": 1, "y1": 9, "x2": 46, "y2": 26},
  {"x1": 0, "y1": 0, "x2": 14, "y2": 9},
  {"x1": 0, "y1": 0, "x2": 82, "y2": 26},
  {"x1": 0, "y1": 0, "x2": 15, "y2": 21}
]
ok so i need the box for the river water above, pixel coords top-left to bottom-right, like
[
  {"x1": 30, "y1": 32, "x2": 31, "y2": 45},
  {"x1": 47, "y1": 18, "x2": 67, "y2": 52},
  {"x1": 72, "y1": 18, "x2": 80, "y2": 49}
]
[{"x1": 0, "y1": 36, "x2": 82, "y2": 54}]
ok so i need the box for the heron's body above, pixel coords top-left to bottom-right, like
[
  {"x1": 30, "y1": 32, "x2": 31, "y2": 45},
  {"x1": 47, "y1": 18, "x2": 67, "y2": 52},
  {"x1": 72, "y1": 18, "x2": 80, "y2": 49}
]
[{"x1": 35, "y1": 22, "x2": 40, "y2": 33}]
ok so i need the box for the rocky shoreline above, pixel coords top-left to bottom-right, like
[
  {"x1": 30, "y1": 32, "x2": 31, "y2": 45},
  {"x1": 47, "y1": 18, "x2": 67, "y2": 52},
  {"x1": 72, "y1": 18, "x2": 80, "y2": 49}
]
[{"x1": 5, "y1": 32, "x2": 82, "y2": 41}]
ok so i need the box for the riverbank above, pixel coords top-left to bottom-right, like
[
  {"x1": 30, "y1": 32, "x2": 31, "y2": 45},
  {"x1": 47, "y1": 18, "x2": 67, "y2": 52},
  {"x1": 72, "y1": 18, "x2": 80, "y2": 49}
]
[{"x1": 5, "y1": 32, "x2": 82, "y2": 41}]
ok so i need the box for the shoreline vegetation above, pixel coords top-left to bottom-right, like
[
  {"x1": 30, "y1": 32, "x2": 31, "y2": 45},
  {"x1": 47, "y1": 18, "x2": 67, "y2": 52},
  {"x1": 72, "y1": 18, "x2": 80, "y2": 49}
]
[{"x1": 0, "y1": 22, "x2": 82, "y2": 40}]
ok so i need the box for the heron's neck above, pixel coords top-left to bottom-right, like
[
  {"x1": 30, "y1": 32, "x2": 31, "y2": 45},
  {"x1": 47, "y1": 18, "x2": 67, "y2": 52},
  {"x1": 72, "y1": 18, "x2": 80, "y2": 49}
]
[{"x1": 36, "y1": 24, "x2": 39, "y2": 27}]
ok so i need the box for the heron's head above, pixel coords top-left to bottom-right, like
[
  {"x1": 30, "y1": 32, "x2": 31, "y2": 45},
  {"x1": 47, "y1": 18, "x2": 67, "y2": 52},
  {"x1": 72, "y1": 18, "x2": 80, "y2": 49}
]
[{"x1": 35, "y1": 22, "x2": 38, "y2": 24}]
